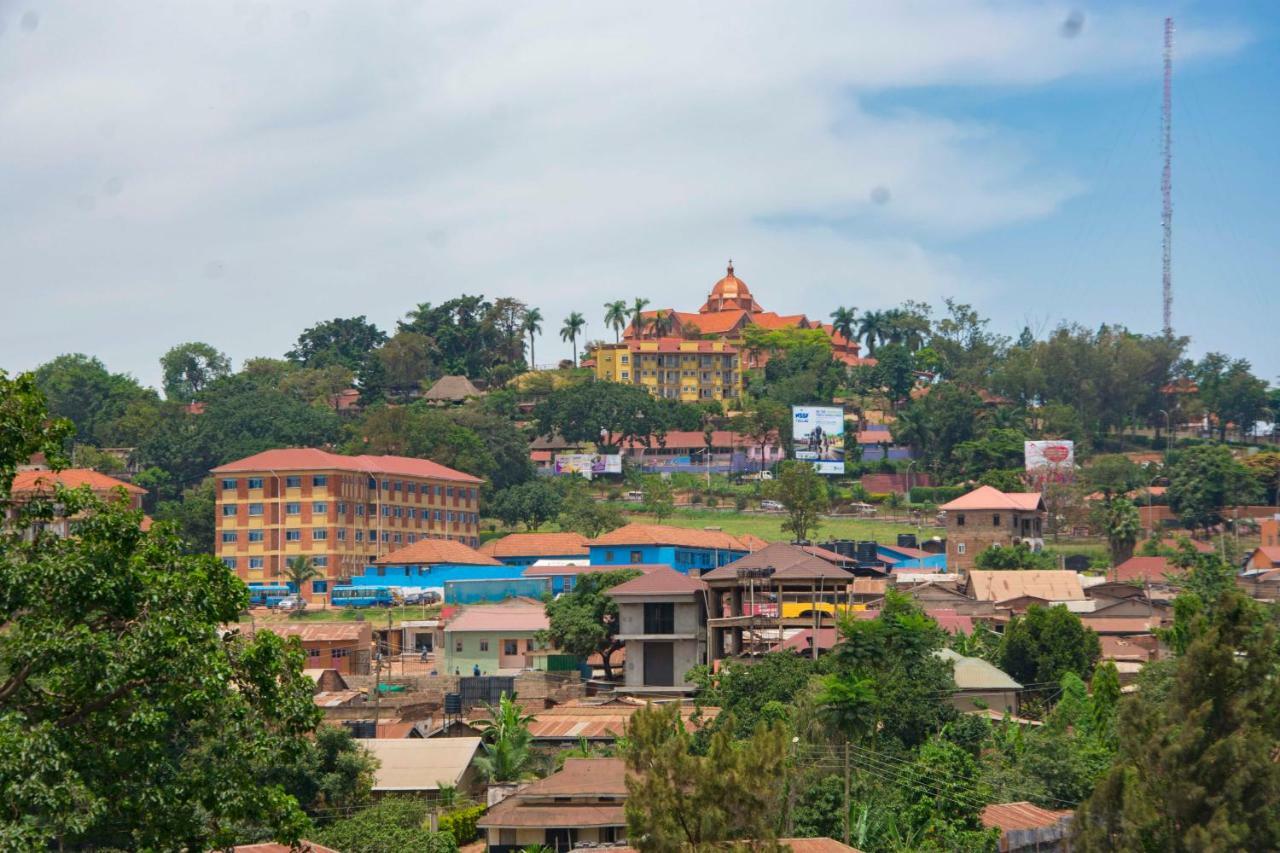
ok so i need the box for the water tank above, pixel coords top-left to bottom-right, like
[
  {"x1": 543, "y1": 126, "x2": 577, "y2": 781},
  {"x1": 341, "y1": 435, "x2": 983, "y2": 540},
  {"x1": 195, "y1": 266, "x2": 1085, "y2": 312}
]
[
  {"x1": 1064, "y1": 554, "x2": 1090, "y2": 572},
  {"x1": 855, "y1": 541, "x2": 878, "y2": 564},
  {"x1": 344, "y1": 720, "x2": 376, "y2": 739},
  {"x1": 824, "y1": 540, "x2": 856, "y2": 558},
  {"x1": 443, "y1": 693, "x2": 463, "y2": 715},
  {"x1": 897, "y1": 533, "x2": 918, "y2": 549}
]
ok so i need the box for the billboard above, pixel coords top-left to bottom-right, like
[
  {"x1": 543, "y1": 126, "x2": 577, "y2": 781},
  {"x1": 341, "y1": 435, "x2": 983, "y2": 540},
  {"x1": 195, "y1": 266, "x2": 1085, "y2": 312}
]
[
  {"x1": 554, "y1": 453, "x2": 622, "y2": 479},
  {"x1": 1025, "y1": 440, "x2": 1075, "y2": 483},
  {"x1": 791, "y1": 406, "x2": 846, "y2": 475}
]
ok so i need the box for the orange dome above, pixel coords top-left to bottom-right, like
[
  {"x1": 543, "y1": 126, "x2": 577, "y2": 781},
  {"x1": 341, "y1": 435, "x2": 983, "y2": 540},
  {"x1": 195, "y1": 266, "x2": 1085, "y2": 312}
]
[{"x1": 701, "y1": 261, "x2": 763, "y2": 313}]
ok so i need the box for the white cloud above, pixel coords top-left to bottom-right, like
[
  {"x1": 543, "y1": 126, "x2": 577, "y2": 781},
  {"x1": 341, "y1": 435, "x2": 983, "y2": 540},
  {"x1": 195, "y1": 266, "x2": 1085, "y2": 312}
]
[{"x1": 0, "y1": 1, "x2": 1249, "y2": 382}]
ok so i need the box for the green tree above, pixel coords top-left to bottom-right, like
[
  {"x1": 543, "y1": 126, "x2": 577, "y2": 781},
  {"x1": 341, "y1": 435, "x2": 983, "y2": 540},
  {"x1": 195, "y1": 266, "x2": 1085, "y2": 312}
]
[
  {"x1": 1167, "y1": 443, "x2": 1260, "y2": 531},
  {"x1": 1083, "y1": 454, "x2": 1143, "y2": 500},
  {"x1": 623, "y1": 703, "x2": 789, "y2": 852},
  {"x1": 264, "y1": 725, "x2": 378, "y2": 827},
  {"x1": 974, "y1": 541, "x2": 1057, "y2": 570},
  {"x1": 766, "y1": 460, "x2": 829, "y2": 543},
  {"x1": 872, "y1": 343, "x2": 917, "y2": 406},
  {"x1": 523, "y1": 307, "x2": 544, "y2": 368},
  {"x1": 830, "y1": 305, "x2": 858, "y2": 345},
  {"x1": 558, "y1": 482, "x2": 624, "y2": 538},
  {"x1": 489, "y1": 480, "x2": 564, "y2": 531},
  {"x1": 857, "y1": 310, "x2": 889, "y2": 356},
  {"x1": 375, "y1": 331, "x2": 438, "y2": 402},
  {"x1": 152, "y1": 476, "x2": 217, "y2": 554},
  {"x1": 1101, "y1": 496, "x2": 1141, "y2": 565},
  {"x1": 284, "y1": 555, "x2": 322, "y2": 601},
  {"x1": 32, "y1": 353, "x2": 160, "y2": 446},
  {"x1": 628, "y1": 297, "x2": 651, "y2": 338},
  {"x1": 0, "y1": 375, "x2": 321, "y2": 849},
  {"x1": 541, "y1": 569, "x2": 640, "y2": 680},
  {"x1": 998, "y1": 604, "x2": 1100, "y2": 688},
  {"x1": 1074, "y1": 592, "x2": 1280, "y2": 850},
  {"x1": 159, "y1": 341, "x2": 231, "y2": 402},
  {"x1": 687, "y1": 652, "x2": 818, "y2": 740},
  {"x1": 287, "y1": 316, "x2": 388, "y2": 373},
  {"x1": 471, "y1": 694, "x2": 537, "y2": 783},
  {"x1": 604, "y1": 300, "x2": 629, "y2": 342},
  {"x1": 534, "y1": 381, "x2": 659, "y2": 449},
  {"x1": 642, "y1": 476, "x2": 675, "y2": 521},
  {"x1": 1195, "y1": 352, "x2": 1269, "y2": 442},
  {"x1": 561, "y1": 312, "x2": 586, "y2": 365},
  {"x1": 896, "y1": 738, "x2": 1000, "y2": 851},
  {"x1": 729, "y1": 400, "x2": 789, "y2": 480},
  {"x1": 315, "y1": 797, "x2": 457, "y2": 853}
]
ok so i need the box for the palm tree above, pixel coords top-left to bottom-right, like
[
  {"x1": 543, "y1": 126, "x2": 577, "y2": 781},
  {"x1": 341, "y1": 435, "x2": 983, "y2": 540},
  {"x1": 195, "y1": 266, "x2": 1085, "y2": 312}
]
[
  {"x1": 523, "y1": 308, "x2": 543, "y2": 368},
  {"x1": 857, "y1": 310, "x2": 887, "y2": 356},
  {"x1": 283, "y1": 555, "x2": 321, "y2": 607},
  {"x1": 830, "y1": 306, "x2": 858, "y2": 344},
  {"x1": 472, "y1": 694, "x2": 537, "y2": 782},
  {"x1": 628, "y1": 297, "x2": 650, "y2": 339},
  {"x1": 560, "y1": 312, "x2": 586, "y2": 365},
  {"x1": 603, "y1": 300, "x2": 628, "y2": 342},
  {"x1": 646, "y1": 310, "x2": 676, "y2": 339}
]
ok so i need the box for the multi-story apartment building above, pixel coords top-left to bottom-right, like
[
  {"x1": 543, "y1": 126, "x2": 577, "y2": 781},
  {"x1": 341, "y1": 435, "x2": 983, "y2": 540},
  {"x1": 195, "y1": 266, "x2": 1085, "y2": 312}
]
[
  {"x1": 211, "y1": 448, "x2": 482, "y2": 599},
  {"x1": 593, "y1": 338, "x2": 742, "y2": 402}
]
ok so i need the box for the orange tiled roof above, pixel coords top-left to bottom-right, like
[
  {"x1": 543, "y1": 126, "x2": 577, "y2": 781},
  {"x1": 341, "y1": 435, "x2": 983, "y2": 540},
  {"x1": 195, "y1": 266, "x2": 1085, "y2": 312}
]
[
  {"x1": 750, "y1": 311, "x2": 811, "y2": 330},
  {"x1": 608, "y1": 566, "x2": 708, "y2": 596},
  {"x1": 445, "y1": 602, "x2": 549, "y2": 633},
  {"x1": 587, "y1": 523, "x2": 751, "y2": 551},
  {"x1": 10, "y1": 468, "x2": 146, "y2": 495},
  {"x1": 478, "y1": 532, "x2": 589, "y2": 558},
  {"x1": 1113, "y1": 556, "x2": 1178, "y2": 584},
  {"x1": 376, "y1": 538, "x2": 501, "y2": 566},
  {"x1": 940, "y1": 485, "x2": 1043, "y2": 512},
  {"x1": 981, "y1": 802, "x2": 1072, "y2": 832},
  {"x1": 211, "y1": 448, "x2": 482, "y2": 483}
]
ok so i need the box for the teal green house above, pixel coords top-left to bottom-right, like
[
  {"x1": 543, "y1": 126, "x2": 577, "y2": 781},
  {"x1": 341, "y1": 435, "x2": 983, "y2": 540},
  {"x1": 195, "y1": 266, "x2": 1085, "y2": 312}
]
[{"x1": 442, "y1": 601, "x2": 550, "y2": 676}]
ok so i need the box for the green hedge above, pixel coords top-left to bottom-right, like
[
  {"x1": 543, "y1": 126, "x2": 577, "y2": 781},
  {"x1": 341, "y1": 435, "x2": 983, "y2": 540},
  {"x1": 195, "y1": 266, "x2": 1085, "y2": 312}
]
[
  {"x1": 909, "y1": 485, "x2": 967, "y2": 505},
  {"x1": 439, "y1": 803, "x2": 486, "y2": 845}
]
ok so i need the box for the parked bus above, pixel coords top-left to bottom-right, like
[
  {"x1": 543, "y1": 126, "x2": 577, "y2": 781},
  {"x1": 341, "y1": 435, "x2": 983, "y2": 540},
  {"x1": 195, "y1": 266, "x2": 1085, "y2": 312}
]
[
  {"x1": 246, "y1": 583, "x2": 292, "y2": 608},
  {"x1": 331, "y1": 585, "x2": 396, "y2": 608}
]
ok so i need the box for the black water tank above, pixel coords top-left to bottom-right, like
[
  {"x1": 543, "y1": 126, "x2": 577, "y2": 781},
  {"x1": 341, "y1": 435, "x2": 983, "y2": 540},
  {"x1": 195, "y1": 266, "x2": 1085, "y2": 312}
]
[
  {"x1": 1064, "y1": 554, "x2": 1090, "y2": 572},
  {"x1": 344, "y1": 720, "x2": 376, "y2": 739},
  {"x1": 823, "y1": 539, "x2": 855, "y2": 558},
  {"x1": 855, "y1": 541, "x2": 878, "y2": 564},
  {"x1": 443, "y1": 693, "x2": 463, "y2": 715},
  {"x1": 897, "y1": 533, "x2": 918, "y2": 549}
]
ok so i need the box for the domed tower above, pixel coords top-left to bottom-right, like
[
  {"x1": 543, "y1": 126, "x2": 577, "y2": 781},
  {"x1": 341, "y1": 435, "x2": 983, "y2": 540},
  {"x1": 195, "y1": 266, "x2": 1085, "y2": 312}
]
[{"x1": 700, "y1": 260, "x2": 763, "y2": 314}]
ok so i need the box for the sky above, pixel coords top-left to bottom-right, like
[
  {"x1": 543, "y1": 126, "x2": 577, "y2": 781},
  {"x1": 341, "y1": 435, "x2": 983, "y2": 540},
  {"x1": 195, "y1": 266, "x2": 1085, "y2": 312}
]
[{"x1": 1, "y1": 1, "x2": 1276, "y2": 389}]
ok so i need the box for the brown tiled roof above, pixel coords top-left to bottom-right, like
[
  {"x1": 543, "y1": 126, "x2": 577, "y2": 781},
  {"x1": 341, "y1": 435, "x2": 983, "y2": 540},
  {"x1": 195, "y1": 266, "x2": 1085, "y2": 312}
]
[
  {"x1": 479, "y1": 802, "x2": 625, "y2": 829},
  {"x1": 801, "y1": 544, "x2": 855, "y2": 563},
  {"x1": 703, "y1": 542, "x2": 851, "y2": 582},
  {"x1": 478, "y1": 532, "x2": 590, "y2": 558},
  {"x1": 375, "y1": 538, "x2": 501, "y2": 566},
  {"x1": 514, "y1": 704, "x2": 715, "y2": 740},
  {"x1": 588, "y1": 523, "x2": 751, "y2": 551},
  {"x1": 1100, "y1": 635, "x2": 1153, "y2": 662},
  {"x1": 608, "y1": 566, "x2": 708, "y2": 596},
  {"x1": 940, "y1": 485, "x2": 1043, "y2": 512},
  {"x1": 966, "y1": 571, "x2": 1084, "y2": 602},
  {"x1": 444, "y1": 602, "x2": 549, "y2": 633},
  {"x1": 851, "y1": 578, "x2": 888, "y2": 595},
  {"x1": 1161, "y1": 537, "x2": 1214, "y2": 554},
  {"x1": 211, "y1": 448, "x2": 482, "y2": 482},
  {"x1": 1077, "y1": 616, "x2": 1160, "y2": 635},
  {"x1": 513, "y1": 757, "x2": 627, "y2": 797},
  {"x1": 1250, "y1": 546, "x2": 1280, "y2": 564},
  {"x1": 233, "y1": 843, "x2": 339, "y2": 853},
  {"x1": 981, "y1": 801, "x2": 1073, "y2": 832},
  {"x1": 926, "y1": 609, "x2": 975, "y2": 635},
  {"x1": 1113, "y1": 556, "x2": 1178, "y2": 584},
  {"x1": 11, "y1": 468, "x2": 146, "y2": 495}
]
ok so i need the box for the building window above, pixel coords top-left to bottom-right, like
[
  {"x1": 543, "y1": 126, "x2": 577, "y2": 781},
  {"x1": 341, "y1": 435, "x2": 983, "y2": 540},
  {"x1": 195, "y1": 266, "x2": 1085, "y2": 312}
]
[
  {"x1": 247, "y1": 478, "x2": 264, "y2": 489},
  {"x1": 222, "y1": 504, "x2": 237, "y2": 516},
  {"x1": 368, "y1": 478, "x2": 377, "y2": 489},
  {"x1": 308, "y1": 648, "x2": 320, "y2": 658},
  {"x1": 393, "y1": 533, "x2": 402, "y2": 544},
  {"x1": 408, "y1": 534, "x2": 417, "y2": 543},
  {"x1": 312, "y1": 580, "x2": 328, "y2": 593},
  {"x1": 956, "y1": 514, "x2": 966, "y2": 527},
  {"x1": 455, "y1": 639, "x2": 463, "y2": 653},
  {"x1": 248, "y1": 531, "x2": 264, "y2": 543},
  {"x1": 221, "y1": 557, "x2": 236, "y2": 569},
  {"x1": 337, "y1": 501, "x2": 347, "y2": 513},
  {"x1": 957, "y1": 543, "x2": 967, "y2": 555},
  {"x1": 285, "y1": 476, "x2": 302, "y2": 488},
  {"x1": 630, "y1": 550, "x2": 643, "y2": 563},
  {"x1": 479, "y1": 640, "x2": 489, "y2": 652},
  {"x1": 355, "y1": 531, "x2": 364, "y2": 542},
  {"x1": 605, "y1": 550, "x2": 614, "y2": 561},
  {"x1": 644, "y1": 603, "x2": 675, "y2": 634},
  {"x1": 313, "y1": 529, "x2": 328, "y2": 541},
  {"x1": 221, "y1": 478, "x2": 237, "y2": 490},
  {"x1": 312, "y1": 475, "x2": 327, "y2": 487},
  {"x1": 382, "y1": 506, "x2": 391, "y2": 517},
  {"x1": 356, "y1": 505, "x2": 365, "y2": 517},
  {"x1": 285, "y1": 530, "x2": 301, "y2": 542},
  {"x1": 313, "y1": 502, "x2": 327, "y2": 513},
  {"x1": 337, "y1": 529, "x2": 346, "y2": 541},
  {"x1": 331, "y1": 648, "x2": 348, "y2": 659},
  {"x1": 249, "y1": 557, "x2": 264, "y2": 569},
  {"x1": 504, "y1": 639, "x2": 519, "y2": 656},
  {"x1": 392, "y1": 481, "x2": 401, "y2": 491},
  {"x1": 394, "y1": 507, "x2": 403, "y2": 517},
  {"x1": 248, "y1": 503, "x2": 264, "y2": 516},
  {"x1": 993, "y1": 514, "x2": 1001, "y2": 527},
  {"x1": 381, "y1": 532, "x2": 389, "y2": 542},
  {"x1": 381, "y1": 479, "x2": 390, "y2": 491},
  {"x1": 221, "y1": 532, "x2": 237, "y2": 543},
  {"x1": 314, "y1": 556, "x2": 328, "y2": 568},
  {"x1": 286, "y1": 502, "x2": 301, "y2": 515}
]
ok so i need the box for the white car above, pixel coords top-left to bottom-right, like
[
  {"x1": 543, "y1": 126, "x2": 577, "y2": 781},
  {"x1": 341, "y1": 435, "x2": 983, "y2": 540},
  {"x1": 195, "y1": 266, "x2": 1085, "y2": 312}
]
[
  {"x1": 760, "y1": 499, "x2": 784, "y2": 511},
  {"x1": 275, "y1": 595, "x2": 306, "y2": 612}
]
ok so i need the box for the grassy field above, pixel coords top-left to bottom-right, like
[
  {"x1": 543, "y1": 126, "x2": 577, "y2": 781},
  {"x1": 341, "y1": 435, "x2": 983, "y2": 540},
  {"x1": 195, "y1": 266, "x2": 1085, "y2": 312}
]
[{"x1": 239, "y1": 603, "x2": 442, "y2": 626}]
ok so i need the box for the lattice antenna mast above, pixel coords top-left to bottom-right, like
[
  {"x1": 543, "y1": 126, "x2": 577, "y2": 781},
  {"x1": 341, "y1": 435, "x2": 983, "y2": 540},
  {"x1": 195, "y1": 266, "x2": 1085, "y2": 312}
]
[{"x1": 1161, "y1": 17, "x2": 1174, "y2": 336}]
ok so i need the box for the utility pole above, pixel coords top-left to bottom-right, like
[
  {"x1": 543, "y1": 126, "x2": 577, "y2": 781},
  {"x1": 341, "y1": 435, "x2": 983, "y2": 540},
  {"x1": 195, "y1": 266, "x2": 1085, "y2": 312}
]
[{"x1": 843, "y1": 740, "x2": 851, "y2": 846}]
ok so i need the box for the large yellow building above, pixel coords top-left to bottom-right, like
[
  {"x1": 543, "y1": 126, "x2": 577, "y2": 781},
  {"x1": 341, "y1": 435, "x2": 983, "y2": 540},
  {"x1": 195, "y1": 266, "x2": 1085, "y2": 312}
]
[
  {"x1": 594, "y1": 338, "x2": 742, "y2": 402},
  {"x1": 211, "y1": 448, "x2": 482, "y2": 599}
]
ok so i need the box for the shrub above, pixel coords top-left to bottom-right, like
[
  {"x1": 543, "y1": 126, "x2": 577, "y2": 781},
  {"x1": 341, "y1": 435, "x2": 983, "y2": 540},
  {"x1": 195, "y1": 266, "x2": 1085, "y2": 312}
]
[
  {"x1": 909, "y1": 485, "x2": 968, "y2": 505},
  {"x1": 734, "y1": 495, "x2": 748, "y2": 511},
  {"x1": 438, "y1": 803, "x2": 486, "y2": 845},
  {"x1": 706, "y1": 496, "x2": 719, "y2": 508},
  {"x1": 690, "y1": 492, "x2": 703, "y2": 505}
]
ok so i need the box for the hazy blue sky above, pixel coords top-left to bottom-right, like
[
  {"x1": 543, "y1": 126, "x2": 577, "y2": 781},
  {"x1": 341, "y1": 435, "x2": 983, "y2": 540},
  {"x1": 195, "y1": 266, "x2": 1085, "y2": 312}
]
[{"x1": 1, "y1": 1, "x2": 1275, "y2": 389}]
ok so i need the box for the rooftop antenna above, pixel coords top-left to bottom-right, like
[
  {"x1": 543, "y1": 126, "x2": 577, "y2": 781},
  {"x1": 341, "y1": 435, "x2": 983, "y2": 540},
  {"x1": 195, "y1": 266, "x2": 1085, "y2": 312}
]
[{"x1": 1161, "y1": 17, "x2": 1174, "y2": 336}]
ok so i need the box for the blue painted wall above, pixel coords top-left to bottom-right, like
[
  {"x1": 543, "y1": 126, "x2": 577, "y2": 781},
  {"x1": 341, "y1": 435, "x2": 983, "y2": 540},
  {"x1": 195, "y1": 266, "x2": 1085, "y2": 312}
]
[
  {"x1": 491, "y1": 553, "x2": 586, "y2": 568},
  {"x1": 349, "y1": 562, "x2": 528, "y2": 589},
  {"x1": 877, "y1": 545, "x2": 947, "y2": 571},
  {"x1": 588, "y1": 544, "x2": 745, "y2": 573}
]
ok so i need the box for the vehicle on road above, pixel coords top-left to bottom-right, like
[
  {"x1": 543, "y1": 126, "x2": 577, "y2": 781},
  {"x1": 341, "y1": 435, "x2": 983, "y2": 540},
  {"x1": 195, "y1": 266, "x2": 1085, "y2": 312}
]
[
  {"x1": 275, "y1": 594, "x2": 306, "y2": 612},
  {"x1": 331, "y1": 585, "x2": 396, "y2": 608},
  {"x1": 760, "y1": 499, "x2": 784, "y2": 511}
]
